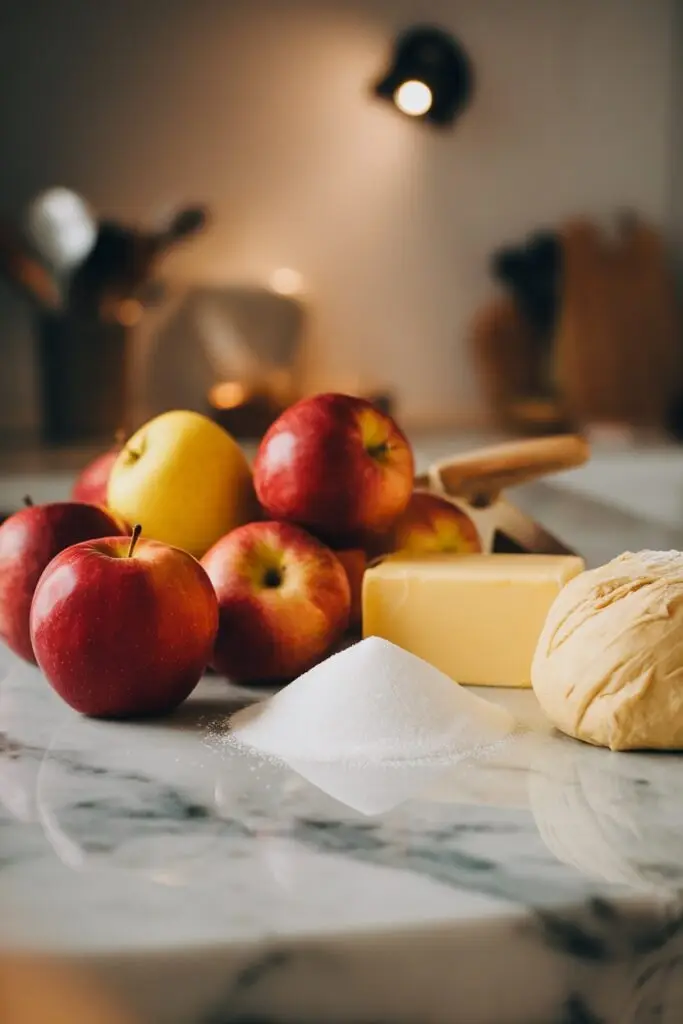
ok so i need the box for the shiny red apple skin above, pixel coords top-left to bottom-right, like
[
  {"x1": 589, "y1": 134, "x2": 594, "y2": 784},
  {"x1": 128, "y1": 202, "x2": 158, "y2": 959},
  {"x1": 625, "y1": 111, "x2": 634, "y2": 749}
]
[
  {"x1": 0, "y1": 503, "x2": 127, "y2": 664},
  {"x1": 253, "y1": 393, "x2": 414, "y2": 545},
  {"x1": 391, "y1": 491, "x2": 483, "y2": 555},
  {"x1": 201, "y1": 520, "x2": 350, "y2": 684},
  {"x1": 30, "y1": 535, "x2": 218, "y2": 718},
  {"x1": 71, "y1": 447, "x2": 121, "y2": 505}
]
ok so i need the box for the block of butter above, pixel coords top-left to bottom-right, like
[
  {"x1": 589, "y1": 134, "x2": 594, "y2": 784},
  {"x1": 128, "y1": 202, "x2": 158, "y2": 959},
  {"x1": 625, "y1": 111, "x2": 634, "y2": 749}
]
[{"x1": 362, "y1": 553, "x2": 584, "y2": 687}]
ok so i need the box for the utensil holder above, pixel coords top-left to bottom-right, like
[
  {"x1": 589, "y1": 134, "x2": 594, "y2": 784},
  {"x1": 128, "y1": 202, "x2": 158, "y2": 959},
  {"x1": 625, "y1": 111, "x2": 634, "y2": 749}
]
[{"x1": 37, "y1": 313, "x2": 128, "y2": 444}]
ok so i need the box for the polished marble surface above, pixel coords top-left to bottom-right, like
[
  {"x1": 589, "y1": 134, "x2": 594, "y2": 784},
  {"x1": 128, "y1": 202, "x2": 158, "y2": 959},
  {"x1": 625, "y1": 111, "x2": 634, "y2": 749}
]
[
  {"x1": 2, "y1": 484, "x2": 683, "y2": 1022},
  {"x1": 3, "y1": 655, "x2": 683, "y2": 1022}
]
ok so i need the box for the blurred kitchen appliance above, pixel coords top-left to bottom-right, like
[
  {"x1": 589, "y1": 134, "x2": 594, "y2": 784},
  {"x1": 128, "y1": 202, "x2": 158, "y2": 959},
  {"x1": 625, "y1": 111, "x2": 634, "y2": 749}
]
[{"x1": 141, "y1": 285, "x2": 306, "y2": 439}]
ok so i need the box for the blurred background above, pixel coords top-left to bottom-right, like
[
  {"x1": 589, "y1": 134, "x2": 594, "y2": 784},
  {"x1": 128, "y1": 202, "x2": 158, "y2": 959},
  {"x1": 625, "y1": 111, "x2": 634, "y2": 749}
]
[{"x1": 0, "y1": 0, "x2": 682, "y2": 501}]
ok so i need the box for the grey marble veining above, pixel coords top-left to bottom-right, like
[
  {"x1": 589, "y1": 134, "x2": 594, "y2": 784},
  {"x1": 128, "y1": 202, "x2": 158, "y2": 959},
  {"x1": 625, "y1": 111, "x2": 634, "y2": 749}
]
[
  {"x1": 3, "y1": 653, "x2": 683, "y2": 1024},
  {"x1": 2, "y1": 484, "x2": 683, "y2": 1022}
]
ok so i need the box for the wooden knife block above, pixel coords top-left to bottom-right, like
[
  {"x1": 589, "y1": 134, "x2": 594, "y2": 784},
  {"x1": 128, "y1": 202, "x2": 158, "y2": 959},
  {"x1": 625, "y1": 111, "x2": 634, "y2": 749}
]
[
  {"x1": 471, "y1": 215, "x2": 682, "y2": 433},
  {"x1": 469, "y1": 295, "x2": 571, "y2": 434}
]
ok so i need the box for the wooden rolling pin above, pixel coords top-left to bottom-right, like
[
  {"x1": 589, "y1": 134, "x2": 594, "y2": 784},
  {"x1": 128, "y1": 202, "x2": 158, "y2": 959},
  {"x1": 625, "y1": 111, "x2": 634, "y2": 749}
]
[{"x1": 422, "y1": 434, "x2": 590, "y2": 505}]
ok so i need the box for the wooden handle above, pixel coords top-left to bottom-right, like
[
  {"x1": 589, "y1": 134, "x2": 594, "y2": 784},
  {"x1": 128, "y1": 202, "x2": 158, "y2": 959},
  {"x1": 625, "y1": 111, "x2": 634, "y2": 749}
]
[
  {"x1": 429, "y1": 435, "x2": 590, "y2": 503},
  {"x1": 0, "y1": 221, "x2": 61, "y2": 309}
]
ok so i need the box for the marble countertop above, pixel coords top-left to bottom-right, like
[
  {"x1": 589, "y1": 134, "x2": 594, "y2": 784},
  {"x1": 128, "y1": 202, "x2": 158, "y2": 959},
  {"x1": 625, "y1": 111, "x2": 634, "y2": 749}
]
[{"x1": 2, "y1": 484, "x2": 683, "y2": 1023}]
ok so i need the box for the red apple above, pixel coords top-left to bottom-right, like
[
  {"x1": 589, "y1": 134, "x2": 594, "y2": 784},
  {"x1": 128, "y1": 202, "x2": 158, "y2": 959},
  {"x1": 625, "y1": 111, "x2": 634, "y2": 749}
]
[
  {"x1": 201, "y1": 521, "x2": 350, "y2": 683},
  {"x1": 30, "y1": 527, "x2": 218, "y2": 718},
  {"x1": 391, "y1": 491, "x2": 482, "y2": 555},
  {"x1": 0, "y1": 502, "x2": 127, "y2": 664},
  {"x1": 71, "y1": 445, "x2": 122, "y2": 505},
  {"x1": 253, "y1": 393, "x2": 414, "y2": 545},
  {"x1": 334, "y1": 548, "x2": 366, "y2": 628}
]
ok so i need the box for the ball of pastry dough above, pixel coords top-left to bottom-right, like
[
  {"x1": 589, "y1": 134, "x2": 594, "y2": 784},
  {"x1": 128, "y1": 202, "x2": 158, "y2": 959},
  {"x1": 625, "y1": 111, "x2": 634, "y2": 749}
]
[{"x1": 532, "y1": 550, "x2": 683, "y2": 750}]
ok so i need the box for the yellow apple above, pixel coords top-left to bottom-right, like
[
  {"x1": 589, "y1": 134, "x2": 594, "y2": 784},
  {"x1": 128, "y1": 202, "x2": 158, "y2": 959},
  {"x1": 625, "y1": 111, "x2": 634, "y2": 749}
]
[{"x1": 107, "y1": 410, "x2": 256, "y2": 557}]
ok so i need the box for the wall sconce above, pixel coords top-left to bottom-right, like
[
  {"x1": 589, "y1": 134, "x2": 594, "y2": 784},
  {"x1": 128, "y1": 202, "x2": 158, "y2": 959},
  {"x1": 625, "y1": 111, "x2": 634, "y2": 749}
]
[{"x1": 373, "y1": 25, "x2": 474, "y2": 127}]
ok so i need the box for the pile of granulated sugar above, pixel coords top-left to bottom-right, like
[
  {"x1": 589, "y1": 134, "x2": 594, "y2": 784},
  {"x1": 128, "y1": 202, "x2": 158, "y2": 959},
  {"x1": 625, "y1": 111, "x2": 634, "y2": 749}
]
[{"x1": 227, "y1": 637, "x2": 517, "y2": 765}]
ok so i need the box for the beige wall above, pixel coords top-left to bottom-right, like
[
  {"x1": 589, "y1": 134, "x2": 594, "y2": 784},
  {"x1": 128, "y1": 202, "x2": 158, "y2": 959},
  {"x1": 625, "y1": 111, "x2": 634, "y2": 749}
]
[
  {"x1": 0, "y1": 0, "x2": 675, "y2": 436},
  {"x1": 671, "y1": 0, "x2": 683, "y2": 278}
]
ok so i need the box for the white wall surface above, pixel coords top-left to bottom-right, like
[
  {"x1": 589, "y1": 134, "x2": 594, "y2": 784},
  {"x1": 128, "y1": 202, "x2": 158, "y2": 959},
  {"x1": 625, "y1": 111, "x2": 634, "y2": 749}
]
[{"x1": 0, "y1": 0, "x2": 675, "y2": 436}]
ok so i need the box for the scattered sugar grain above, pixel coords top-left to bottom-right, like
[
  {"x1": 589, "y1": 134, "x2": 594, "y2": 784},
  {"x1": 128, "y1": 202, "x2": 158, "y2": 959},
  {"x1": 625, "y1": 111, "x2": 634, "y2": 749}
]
[{"x1": 227, "y1": 637, "x2": 517, "y2": 765}]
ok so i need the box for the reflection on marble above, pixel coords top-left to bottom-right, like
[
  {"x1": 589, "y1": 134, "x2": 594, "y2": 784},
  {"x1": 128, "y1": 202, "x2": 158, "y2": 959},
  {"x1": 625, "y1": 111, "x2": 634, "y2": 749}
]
[
  {"x1": 530, "y1": 740, "x2": 683, "y2": 892},
  {"x1": 3, "y1": 642, "x2": 683, "y2": 1021}
]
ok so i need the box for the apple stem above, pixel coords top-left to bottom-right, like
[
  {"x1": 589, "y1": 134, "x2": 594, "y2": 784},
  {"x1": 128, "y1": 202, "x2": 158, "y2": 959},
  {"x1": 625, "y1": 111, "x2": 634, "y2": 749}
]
[
  {"x1": 127, "y1": 524, "x2": 142, "y2": 558},
  {"x1": 23, "y1": 495, "x2": 34, "y2": 507}
]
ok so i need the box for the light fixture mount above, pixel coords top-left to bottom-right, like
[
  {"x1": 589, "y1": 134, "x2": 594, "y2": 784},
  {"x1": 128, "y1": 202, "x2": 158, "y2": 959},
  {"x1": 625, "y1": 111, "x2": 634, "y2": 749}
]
[{"x1": 373, "y1": 25, "x2": 474, "y2": 127}]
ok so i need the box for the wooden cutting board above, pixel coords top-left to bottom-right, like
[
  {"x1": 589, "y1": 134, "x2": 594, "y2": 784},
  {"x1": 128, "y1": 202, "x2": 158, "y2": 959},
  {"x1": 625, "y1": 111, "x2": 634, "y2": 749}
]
[
  {"x1": 616, "y1": 214, "x2": 682, "y2": 425},
  {"x1": 553, "y1": 215, "x2": 681, "y2": 427},
  {"x1": 468, "y1": 295, "x2": 538, "y2": 428}
]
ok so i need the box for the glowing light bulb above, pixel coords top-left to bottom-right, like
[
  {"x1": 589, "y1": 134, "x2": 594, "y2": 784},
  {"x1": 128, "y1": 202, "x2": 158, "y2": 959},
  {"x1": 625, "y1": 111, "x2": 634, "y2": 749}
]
[
  {"x1": 394, "y1": 80, "x2": 432, "y2": 117},
  {"x1": 269, "y1": 268, "x2": 304, "y2": 296}
]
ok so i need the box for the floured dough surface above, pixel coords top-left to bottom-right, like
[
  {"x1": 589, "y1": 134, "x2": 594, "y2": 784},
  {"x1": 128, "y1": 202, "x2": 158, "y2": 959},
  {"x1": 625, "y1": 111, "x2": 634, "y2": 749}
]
[{"x1": 531, "y1": 550, "x2": 683, "y2": 751}]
